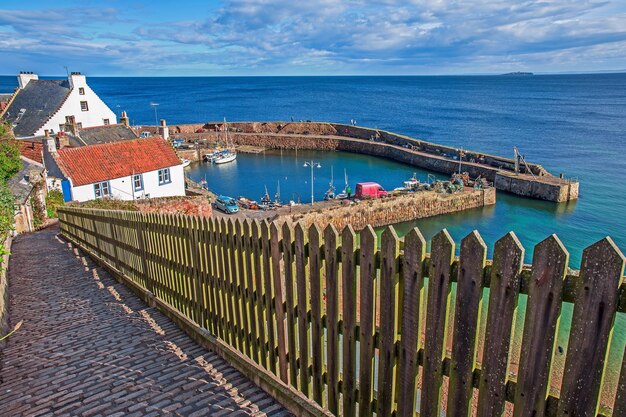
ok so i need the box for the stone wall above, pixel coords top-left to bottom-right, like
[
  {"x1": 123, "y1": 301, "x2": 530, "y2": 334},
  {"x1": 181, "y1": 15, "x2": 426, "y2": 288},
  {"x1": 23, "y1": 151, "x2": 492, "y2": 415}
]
[
  {"x1": 167, "y1": 121, "x2": 577, "y2": 202},
  {"x1": 495, "y1": 172, "x2": 579, "y2": 203},
  {"x1": 281, "y1": 188, "x2": 496, "y2": 231}
]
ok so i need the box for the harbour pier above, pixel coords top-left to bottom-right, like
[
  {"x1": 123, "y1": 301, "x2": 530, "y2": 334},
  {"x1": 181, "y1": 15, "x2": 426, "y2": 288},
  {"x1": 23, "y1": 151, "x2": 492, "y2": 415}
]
[{"x1": 166, "y1": 121, "x2": 578, "y2": 203}]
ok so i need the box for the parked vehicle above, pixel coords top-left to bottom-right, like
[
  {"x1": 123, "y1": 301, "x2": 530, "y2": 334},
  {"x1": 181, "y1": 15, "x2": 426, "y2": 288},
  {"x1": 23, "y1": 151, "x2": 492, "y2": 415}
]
[
  {"x1": 172, "y1": 138, "x2": 185, "y2": 148},
  {"x1": 355, "y1": 182, "x2": 388, "y2": 199},
  {"x1": 214, "y1": 196, "x2": 239, "y2": 214}
]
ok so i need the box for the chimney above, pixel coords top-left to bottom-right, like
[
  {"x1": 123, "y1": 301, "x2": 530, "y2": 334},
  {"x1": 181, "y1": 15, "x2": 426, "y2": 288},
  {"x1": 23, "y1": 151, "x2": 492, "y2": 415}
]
[
  {"x1": 58, "y1": 135, "x2": 70, "y2": 149},
  {"x1": 68, "y1": 71, "x2": 86, "y2": 89},
  {"x1": 120, "y1": 111, "x2": 129, "y2": 127},
  {"x1": 18, "y1": 71, "x2": 38, "y2": 89},
  {"x1": 159, "y1": 119, "x2": 170, "y2": 140},
  {"x1": 45, "y1": 137, "x2": 57, "y2": 153}
]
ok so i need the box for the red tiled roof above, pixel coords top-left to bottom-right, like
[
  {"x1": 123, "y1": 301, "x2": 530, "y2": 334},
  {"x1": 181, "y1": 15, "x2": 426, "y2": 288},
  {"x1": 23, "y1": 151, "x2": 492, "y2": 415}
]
[
  {"x1": 18, "y1": 140, "x2": 43, "y2": 164},
  {"x1": 55, "y1": 137, "x2": 181, "y2": 186}
]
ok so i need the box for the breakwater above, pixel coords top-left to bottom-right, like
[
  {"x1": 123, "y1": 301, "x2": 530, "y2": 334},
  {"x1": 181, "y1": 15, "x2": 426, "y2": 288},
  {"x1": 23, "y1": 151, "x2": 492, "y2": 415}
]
[
  {"x1": 280, "y1": 187, "x2": 496, "y2": 231},
  {"x1": 168, "y1": 121, "x2": 578, "y2": 202}
]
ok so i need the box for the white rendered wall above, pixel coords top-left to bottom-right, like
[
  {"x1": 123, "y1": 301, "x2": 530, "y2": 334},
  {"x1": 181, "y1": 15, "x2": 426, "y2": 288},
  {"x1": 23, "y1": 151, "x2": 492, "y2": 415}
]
[
  {"x1": 69, "y1": 164, "x2": 185, "y2": 202},
  {"x1": 35, "y1": 75, "x2": 117, "y2": 136}
]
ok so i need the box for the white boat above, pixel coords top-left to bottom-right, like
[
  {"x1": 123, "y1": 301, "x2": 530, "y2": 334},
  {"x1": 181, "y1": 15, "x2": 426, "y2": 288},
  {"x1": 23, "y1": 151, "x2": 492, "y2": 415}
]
[
  {"x1": 214, "y1": 151, "x2": 236, "y2": 164},
  {"x1": 214, "y1": 118, "x2": 237, "y2": 164},
  {"x1": 181, "y1": 158, "x2": 191, "y2": 168}
]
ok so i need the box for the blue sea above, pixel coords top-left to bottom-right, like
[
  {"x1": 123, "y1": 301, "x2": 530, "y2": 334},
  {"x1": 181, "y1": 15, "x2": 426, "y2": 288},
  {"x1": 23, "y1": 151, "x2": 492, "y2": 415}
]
[{"x1": 2, "y1": 74, "x2": 626, "y2": 403}]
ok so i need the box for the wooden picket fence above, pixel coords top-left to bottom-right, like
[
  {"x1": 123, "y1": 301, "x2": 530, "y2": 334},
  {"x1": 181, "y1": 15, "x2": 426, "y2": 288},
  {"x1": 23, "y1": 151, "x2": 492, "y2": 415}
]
[{"x1": 58, "y1": 206, "x2": 626, "y2": 417}]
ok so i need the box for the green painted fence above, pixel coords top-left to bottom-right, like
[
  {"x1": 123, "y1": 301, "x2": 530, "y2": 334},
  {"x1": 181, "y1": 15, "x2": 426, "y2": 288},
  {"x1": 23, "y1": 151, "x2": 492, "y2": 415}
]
[{"x1": 58, "y1": 206, "x2": 626, "y2": 417}]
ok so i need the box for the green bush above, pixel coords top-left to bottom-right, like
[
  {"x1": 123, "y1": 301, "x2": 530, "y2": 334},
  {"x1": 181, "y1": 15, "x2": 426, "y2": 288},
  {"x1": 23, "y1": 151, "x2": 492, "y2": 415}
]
[
  {"x1": 46, "y1": 190, "x2": 65, "y2": 218},
  {"x1": 0, "y1": 124, "x2": 20, "y2": 182}
]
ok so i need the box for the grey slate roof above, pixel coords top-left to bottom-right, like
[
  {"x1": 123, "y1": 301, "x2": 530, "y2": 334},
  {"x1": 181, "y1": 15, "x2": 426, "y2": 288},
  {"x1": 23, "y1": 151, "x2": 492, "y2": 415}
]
[
  {"x1": 7, "y1": 159, "x2": 43, "y2": 204},
  {"x1": 3, "y1": 80, "x2": 71, "y2": 137},
  {"x1": 77, "y1": 124, "x2": 138, "y2": 145},
  {"x1": 42, "y1": 144, "x2": 66, "y2": 180}
]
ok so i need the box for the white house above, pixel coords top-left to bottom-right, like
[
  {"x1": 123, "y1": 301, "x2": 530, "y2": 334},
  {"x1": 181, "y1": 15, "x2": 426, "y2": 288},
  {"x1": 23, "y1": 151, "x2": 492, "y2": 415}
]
[
  {"x1": 2, "y1": 71, "x2": 117, "y2": 138},
  {"x1": 51, "y1": 136, "x2": 185, "y2": 202}
]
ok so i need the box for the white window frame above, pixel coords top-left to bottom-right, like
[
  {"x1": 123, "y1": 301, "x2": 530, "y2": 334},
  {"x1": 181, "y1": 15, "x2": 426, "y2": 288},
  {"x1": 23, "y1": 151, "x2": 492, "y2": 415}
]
[
  {"x1": 103, "y1": 119, "x2": 110, "y2": 126},
  {"x1": 133, "y1": 174, "x2": 143, "y2": 191},
  {"x1": 78, "y1": 87, "x2": 85, "y2": 95},
  {"x1": 158, "y1": 168, "x2": 171, "y2": 185},
  {"x1": 94, "y1": 181, "x2": 110, "y2": 199},
  {"x1": 80, "y1": 101, "x2": 89, "y2": 111}
]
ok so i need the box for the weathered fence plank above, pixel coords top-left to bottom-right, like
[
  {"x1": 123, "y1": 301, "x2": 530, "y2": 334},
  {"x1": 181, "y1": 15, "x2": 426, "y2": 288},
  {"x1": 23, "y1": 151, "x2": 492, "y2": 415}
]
[
  {"x1": 341, "y1": 225, "x2": 358, "y2": 417},
  {"x1": 447, "y1": 230, "x2": 487, "y2": 417},
  {"x1": 513, "y1": 235, "x2": 568, "y2": 417},
  {"x1": 294, "y1": 223, "x2": 310, "y2": 395},
  {"x1": 242, "y1": 219, "x2": 259, "y2": 363},
  {"x1": 261, "y1": 221, "x2": 277, "y2": 374},
  {"x1": 557, "y1": 237, "x2": 625, "y2": 417},
  {"x1": 421, "y1": 229, "x2": 455, "y2": 417},
  {"x1": 324, "y1": 224, "x2": 340, "y2": 414},
  {"x1": 252, "y1": 221, "x2": 268, "y2": 368},
  {"x1": 376, "y1": 226, "x2": 400, "y2": 417},
  {"x1": 282, "y1": 222, "x2": 298, "y2": 387},
  {"x1": 309, "y1": 224, "x2": 325, "y2": 406},
  {"x1": 396, "y1": 228, "x2": 426, "y2": 417},
  {"x1": 477, "y1": 232, "x2": 524, "y2": 417},
  {"x1": 358, "y1": 225, "x2": 377, "y2": 417},
  {"x1": 271, "y1": 222, "x2": 289, "y2": 383}
]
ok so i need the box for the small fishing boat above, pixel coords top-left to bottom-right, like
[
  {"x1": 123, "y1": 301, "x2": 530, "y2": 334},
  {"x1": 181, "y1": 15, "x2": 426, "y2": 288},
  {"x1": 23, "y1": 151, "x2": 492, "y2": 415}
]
[
  {"x1": 324, "y1": 167, "x2": 336, "y2": 200},
  {"x1": 181, "y1": 158, "x2": 191, "y2": 168},
  {"x1": 335, "y1": 169, "x2": 351, "y2": 199},
  {"x1": 394, "y1": 173, "x2": 420, "y2": 191},
  {"x1": 260, "y1": 185, "x2": 271, "y2": 209}
]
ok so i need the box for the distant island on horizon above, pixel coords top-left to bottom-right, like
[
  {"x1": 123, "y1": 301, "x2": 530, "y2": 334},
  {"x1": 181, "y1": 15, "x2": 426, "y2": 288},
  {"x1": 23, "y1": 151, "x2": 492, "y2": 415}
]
[{"x1": 500, "y1": 71, "x2": 534, "y2": 76}]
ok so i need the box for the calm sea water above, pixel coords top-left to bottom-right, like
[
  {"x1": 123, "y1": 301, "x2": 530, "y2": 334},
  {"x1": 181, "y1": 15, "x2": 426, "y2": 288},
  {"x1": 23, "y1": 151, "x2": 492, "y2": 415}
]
[{"x1": 2, "y1": 74, "x2": 625, "y2": 403}]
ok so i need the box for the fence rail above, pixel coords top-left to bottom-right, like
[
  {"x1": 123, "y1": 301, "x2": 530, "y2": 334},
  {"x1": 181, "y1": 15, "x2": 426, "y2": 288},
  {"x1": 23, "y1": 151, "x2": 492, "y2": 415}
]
[{"x1": 58, "y1": 207, "x2": 626, "y2": 417}]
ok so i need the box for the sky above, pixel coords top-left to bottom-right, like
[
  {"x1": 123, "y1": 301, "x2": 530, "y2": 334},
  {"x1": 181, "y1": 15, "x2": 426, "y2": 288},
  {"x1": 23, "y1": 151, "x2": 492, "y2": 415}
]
[{"x1": 1, "y1": 0, "x2": 625, "y2": 76}]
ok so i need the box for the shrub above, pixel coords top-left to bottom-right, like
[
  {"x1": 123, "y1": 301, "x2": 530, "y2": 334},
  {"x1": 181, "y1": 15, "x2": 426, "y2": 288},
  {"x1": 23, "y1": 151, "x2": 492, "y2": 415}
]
[{"x1": 46, "y1": 190, "x2": 65, "y2": 218}]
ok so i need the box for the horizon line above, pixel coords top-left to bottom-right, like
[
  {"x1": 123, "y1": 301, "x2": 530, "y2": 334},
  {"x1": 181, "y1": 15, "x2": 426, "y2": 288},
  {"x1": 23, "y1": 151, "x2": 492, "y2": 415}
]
[{"x1": 1, "y1": 70, "x2": 626, "y2": 78}]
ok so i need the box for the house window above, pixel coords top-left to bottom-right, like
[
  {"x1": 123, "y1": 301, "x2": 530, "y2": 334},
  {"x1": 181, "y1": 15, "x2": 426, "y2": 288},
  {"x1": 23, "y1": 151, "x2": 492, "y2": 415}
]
[
  {"x1": 133, "y1": 174, "x2": 143, "y2": 191},
  {"x1": 79, "y1": 87, "x2": 85, "y2": 95},
  {"x1": 80, "y1": 101, "x2": 89, "y2": 111},
  {"x1": 94, "y1": 181, "x2": 110, "y2": 198},
  {"x1": 76, "y1": 122, "x2": 82, "y2": 129},
  {"x1": 59, "y1": 124, "x2": 65, "y2": 132},
  {"x1": 158, "y1": 168, "x2": 171, "y2": 185},
  {"x1": 103, "y1": 119, "x2": 110, "y2": 126}
]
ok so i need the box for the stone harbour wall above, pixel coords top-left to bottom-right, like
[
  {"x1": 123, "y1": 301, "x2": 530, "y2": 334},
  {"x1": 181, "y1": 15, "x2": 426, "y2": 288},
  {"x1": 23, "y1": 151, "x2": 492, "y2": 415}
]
[
  {"x1": 282, "y1": 188, "x2": 496, "y2": 231},
  {"x1": 167, "y1": 121, "x2": 577, "y2": 202}
]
